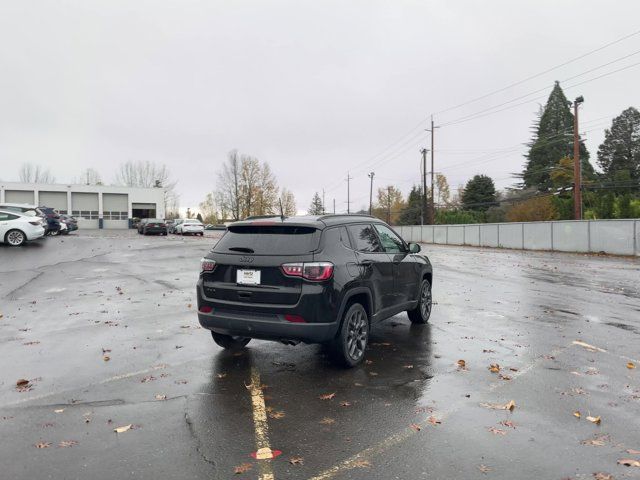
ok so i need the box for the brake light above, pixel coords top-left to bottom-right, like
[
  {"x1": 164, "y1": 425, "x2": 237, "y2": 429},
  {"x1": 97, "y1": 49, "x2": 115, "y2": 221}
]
[
  {"x1": 199, "y1": 305, "x2": 213, "y2": 313},
  {"x1": 201, "y1": 258, "x2": 216, "y2": 272},
  {"x1": 284, "y1": 314, "x2": 306, "y2": 323},
  {"x1": 281, "y1": 262, "x2": 334, "y2": 281},
  {"x1": 29, "y1": 221, "x2": 41, "y2": 226}
]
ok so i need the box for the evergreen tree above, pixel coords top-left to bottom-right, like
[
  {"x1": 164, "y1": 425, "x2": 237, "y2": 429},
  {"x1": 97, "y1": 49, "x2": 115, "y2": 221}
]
[
  {"x1": 597, "y1": 106, "x2": 640, "y2": 190},
  {"x1": 461, "y1": 175, "x2": 497, "y2": 211},
  {"x1": 196, "y1": 213, "x2": 204, "y2": 222},
  {"x1": 308, "y1": 192, "x2": 324, "y2": 215},
  {"x1": 522, "y1": 82, "x2": 593, "y2": 191},
  {"x1": 398, "y1": 185, "x2": 423, "y2": 225}
]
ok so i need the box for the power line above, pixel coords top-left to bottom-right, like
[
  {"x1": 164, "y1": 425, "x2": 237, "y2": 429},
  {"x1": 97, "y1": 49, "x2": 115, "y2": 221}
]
[{"x1": 433, "y1": 28, "x2": 640, "y2": 116}]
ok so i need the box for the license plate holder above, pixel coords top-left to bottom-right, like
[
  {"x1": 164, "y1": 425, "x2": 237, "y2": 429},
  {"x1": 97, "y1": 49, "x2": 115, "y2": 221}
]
[{"x1": 236, "y1": 269, "x2": 261, "y2": 285}]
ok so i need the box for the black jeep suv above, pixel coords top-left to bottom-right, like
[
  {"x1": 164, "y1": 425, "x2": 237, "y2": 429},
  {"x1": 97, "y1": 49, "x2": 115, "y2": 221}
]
[{"x1": 196, "y1": 215, "x2": 433, "y2": 366}]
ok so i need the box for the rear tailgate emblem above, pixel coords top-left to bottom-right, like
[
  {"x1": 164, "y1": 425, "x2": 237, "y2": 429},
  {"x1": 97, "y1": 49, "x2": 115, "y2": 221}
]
[{"x1": 240, "y1": 256, "x2": 254, "y2": 263}]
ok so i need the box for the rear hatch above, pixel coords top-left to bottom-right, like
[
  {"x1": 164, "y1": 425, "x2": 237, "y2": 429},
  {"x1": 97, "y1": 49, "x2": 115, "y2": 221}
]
[{"x1": 202, "y1": 224, "x2": 320, "y2": 305}]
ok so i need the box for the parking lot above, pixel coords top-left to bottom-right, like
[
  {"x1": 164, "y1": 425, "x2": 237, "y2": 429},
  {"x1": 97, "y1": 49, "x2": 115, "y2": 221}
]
[{"x1": 1, "y1": 230, "x2": 639, "y2": 479}]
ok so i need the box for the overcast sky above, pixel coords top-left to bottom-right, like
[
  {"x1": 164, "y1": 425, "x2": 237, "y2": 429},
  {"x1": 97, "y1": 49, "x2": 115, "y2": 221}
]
[{"x1": 1, "y1": 1, "x2": 639, "y2": 213}]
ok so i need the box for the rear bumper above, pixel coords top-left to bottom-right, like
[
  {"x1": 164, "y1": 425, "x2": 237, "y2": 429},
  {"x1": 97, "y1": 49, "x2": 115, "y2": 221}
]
[
  {"x1": 26, "y1": 226, "x2": 46, "y2": 240},
  {"x1": 197, "y1": 309, "x2": 337, "y2": 343},
  {"x1": 196, "y1": 280, "x2": 339, "y2": 343},
  {"x1": 144, "y1": 227, "x2": 167, "y2": 233}
]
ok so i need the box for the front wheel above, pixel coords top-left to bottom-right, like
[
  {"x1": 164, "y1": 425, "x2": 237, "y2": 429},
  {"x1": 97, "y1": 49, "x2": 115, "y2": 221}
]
[
  {"x1": 5, "y1": 229, "x2": 26, "y2": 247},
  {"x1": 331, "y1": 302, "x2": 369, "y2": 367},
  {"x1": 211, "y1": 332, "x2": 251, "y2": 350},
  {"x1": 407, "y1": 279, "x2": 432, "y2": 324}
]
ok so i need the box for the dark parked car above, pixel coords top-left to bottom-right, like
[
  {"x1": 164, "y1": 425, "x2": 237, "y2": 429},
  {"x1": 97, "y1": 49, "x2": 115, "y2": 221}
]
[
  {"x1": 38, "y1": 206, "x2": 62, "y2": 236},
  {"x1": 59, "y1": 214, "x2": 78, "y2": 234},
  {"x1": 138, "y1": 218, "x2": 168, "y2": 235},
  {"x1": 196, "y1": 214, "x2": 433, "y2": 367}
]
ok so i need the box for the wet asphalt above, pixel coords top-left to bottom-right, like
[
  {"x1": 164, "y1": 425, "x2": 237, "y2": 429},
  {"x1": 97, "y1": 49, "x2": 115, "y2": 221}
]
[{"x1": 0, "y1": 230, "x2": 639, "y2": 480}]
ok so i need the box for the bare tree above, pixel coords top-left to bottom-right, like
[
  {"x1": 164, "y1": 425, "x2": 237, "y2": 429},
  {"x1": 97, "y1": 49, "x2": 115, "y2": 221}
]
[
  {"x1": 240, "y1": 155, "x2": 261, "y2": 218},
  {"x1": 77, "y1": 168, "x2": 103, "y2": 185},
  {"x1": 279, "y1": 188, "x2": 297, "y2": 216},
  {"x1": 198, "y1": 192, "x2": 219, "y2": 224},
  {"x1": 256, "y1": 162, "x2": 279, "y2": 215},
  {"x1": 114, "y1": 160, "x2": 178, "y2": 217},
  {"x1": 217, "y1": 150, "x2": 242, "y2": 220},
  {"x1": 19, "y1": 163, "x2": 56, "y2": 183}
]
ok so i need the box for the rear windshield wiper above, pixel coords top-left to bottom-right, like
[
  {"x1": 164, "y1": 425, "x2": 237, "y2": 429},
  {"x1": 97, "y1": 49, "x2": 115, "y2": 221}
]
[{"x1": 228, "y1": 247, "x2": 255, "y2": 253}]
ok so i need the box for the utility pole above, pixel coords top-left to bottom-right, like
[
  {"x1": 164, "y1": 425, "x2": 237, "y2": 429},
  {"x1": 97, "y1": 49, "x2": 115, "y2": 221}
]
[
  {"x1": 367, "y1": 172, "x2": 375, "y2": 215},
  {"x1": 425, "y1": 117, "x2": 439, "y2": 224},
  {"x1": 322, "y1": 188, "x2": 326, "y2": 214},
  {"x1": 333, "y1": 198, "x2": 336, "y2": 214},
  {"x1": 573, "y1": 96, "x2": 584, "y2": 220},
  {"x1": 346, "y1": 173, "x2": 352, "y2": 214},
  {"x1": 420, "y1": 149, "x2": 428, "y2": 224}
]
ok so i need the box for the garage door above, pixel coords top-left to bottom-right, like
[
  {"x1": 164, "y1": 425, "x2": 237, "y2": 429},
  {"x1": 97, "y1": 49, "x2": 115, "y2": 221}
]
[
  {"x1": 5, "y1": 190, "x2": 35, "y2": 205},
  {"x1": 103, "y1": 193, "x2": 129, "y2": 229},
  {"x1": 71, "y1": 192, "x2": 99, "y2": 229},
  {"x1": 39, "y1": 191, "x2": 68, "y2": 213}
]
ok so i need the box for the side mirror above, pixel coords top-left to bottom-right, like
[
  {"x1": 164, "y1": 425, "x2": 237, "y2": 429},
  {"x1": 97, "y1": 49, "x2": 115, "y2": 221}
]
[{"x1": 408, "y1": 242, "x2": 421, "y2": 254}]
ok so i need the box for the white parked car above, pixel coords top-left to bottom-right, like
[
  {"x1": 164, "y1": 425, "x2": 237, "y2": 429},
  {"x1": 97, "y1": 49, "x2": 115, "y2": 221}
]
[
  {"x1": 176, "y1": 220, "x2": 204, "y2": 236},
  {"x1": 0, "y1": 209, "x2": 46, "y2": 246}
]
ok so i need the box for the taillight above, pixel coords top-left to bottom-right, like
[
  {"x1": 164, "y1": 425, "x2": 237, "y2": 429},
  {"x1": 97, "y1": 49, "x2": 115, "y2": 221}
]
[
  {"x1": 281, "y1": 262, "x2": 334, "y2": 281},
  {"x1": 29, "y1": 221, "x2": 41, "y2": 226},
  {"x1": 199, "y1": 305, "x2": 213, "y2": 313},
  {"x1": 284, "y1": 314, "x2": 306, "y2": 323},
  {"x1": 201, "y1": 258, "x2": 216, "y2": 272}
]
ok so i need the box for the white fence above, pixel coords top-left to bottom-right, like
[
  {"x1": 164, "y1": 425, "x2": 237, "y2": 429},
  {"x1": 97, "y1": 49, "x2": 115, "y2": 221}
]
[{"x1": 395, "y1": 220, "x2": 640, "y2": 256}]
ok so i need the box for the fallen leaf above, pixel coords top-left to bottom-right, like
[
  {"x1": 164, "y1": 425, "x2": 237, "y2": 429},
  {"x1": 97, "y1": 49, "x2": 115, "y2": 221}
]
[
  {"x1": 586, "y1": 415, "x2": 601, "y2": 425},
  {"x1": 268, "y1": 410, "x2": 285, "y2": 419},
  {"x1": 16, "y1": 379, "x2": 30, "y2": 387},
  {"x1": 217, "y1": 373, "x2": 227, "y2": 379},
  {"x1": 340, "y1": 401, "x2": 352, "y2": 407},
  {"x1": 141, "y1": 375, "x2": 156, "y2": 383},
  {"x1": 369, "y1": 371, "x2": 378, "y2": 376},
  {"x1": 489, "y1": 363, "x2": 500, "y2": 373},
  {"x1": 627, "y1": 362, "x2": 636, "y2": 369},
  {"x1": 574, "y1": 411, "x2": 581, "y2": 418},
  {"x1": 593, "y1": 473, "x2": 613, "y2": 480},
  {"x1": 581, "y1": 434, "x2": 609, "y2": 446},
  {"x1": 23, "y1": 341, "x2": 40, "y2": 346},
  {"x1": 457, "y1": 359, "x2": 466, "y2": 368},
  {"x1": 499, "y1": 420, "x2": 516, "y2": 428},
  {"x1": 187, "y1": 304, "x2": 192, "y2": 309},
  {"x1": 103, "y1": 355, "x2": 110, "y2": 362},
  {"x1": 498, "y1": 374, "x2": 512, "y2": 381},
  {"x1": 234, "y1": 463, "x2": 253, "y2": 474},
  {"x1": 54, "y1": 409, "x2": 64, "y2": 414},
  {"x1": 481, "y1": 400, "x2": 516, "y2": 411},
  {"x1": 626, "y1": 449, "x2": 640, "y2": 455},
  {"x1": 114, "y1": 424, "x2": 132, "y2": 433},
  {"x1": 410, "y1": 423, "x2": 421, "y2": 431},
  {"x1": 319, "y1": 417, "x2": 335, "y2": 425},
  {"x1": 427, "y1": 416, "x2": 441, "y2": 425},
  {"x1": 573, "y1": 340, "x2": 606, "y2": 353},
  {"x1": 34, "y1": 442, "x2": 51, "y2": 449},
  {"x1": 155, "y1": 394, "x2": 167, "y2": 401},
  {"x1": 617, "y1": 459, "x2": 640, "y2": 467},
  {"x1": 403, "y1": 365, "x2": 414, "y2": 369},
  {"x1": 487, "y1": 427, "x2": 507, "y2": 435},
  {"x1": 319, "y1": 392, "x2": 336, "y2": 400},
  {"x1": 58, "y1": 440, "x2": 78, "y2": 448},
  {"x1": 353, "y1": 459, "x2": 371, "y2": 468},
  {"x1": 289, "y1": 456, "x2": 304, "y2": 465},
  {"x1": 478, "y1": 464, "x2": 491, "y2": 474}
]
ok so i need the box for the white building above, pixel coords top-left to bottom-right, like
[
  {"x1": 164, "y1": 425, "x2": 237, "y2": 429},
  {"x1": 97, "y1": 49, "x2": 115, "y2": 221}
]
[{"x1": 0, "y1": 182, "x2": 166, "y2": 229}]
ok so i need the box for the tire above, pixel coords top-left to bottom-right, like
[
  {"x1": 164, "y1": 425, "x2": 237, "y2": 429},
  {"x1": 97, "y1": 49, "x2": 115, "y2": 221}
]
[
  {"x1": 211, "y1": 332, "x2": 251, "y2": 350},
  {"x1": 407, "y1": 279, "x2": 432, "y2": 324},
  {"x1": 5, "y1": 229, "x2": 26, "y2": 247},
  {"x1": 331, "y1": 302, "x2": 369, "y2": 367},
  {"x1": 50, "y1": 229, "x2": 60, "y2": 236}
]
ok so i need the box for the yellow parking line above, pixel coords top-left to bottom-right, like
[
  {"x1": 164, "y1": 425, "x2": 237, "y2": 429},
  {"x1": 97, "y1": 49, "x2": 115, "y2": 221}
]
[{"x1": 249, "y1": 367, "x2": 276, "y2": 480}]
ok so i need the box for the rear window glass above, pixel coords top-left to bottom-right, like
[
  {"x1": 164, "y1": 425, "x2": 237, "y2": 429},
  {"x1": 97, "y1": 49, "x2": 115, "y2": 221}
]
[{"x1": 214, "y1": 225, "x2": 319, "y2": 255}]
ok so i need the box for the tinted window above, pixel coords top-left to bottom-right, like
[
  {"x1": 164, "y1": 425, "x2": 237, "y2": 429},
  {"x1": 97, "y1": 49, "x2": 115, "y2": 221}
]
[
  {"x1": 0, "y1": 212, "x2": 19, "y2": 220},
  {"x1": 214, "y1": 225, "x2": 319, "y2": 255},
  {"x1": 347, "y1": 224, "x2": 383, "y2": 253},
  {"x1": 374, "y1": 224, "x2": 406, "y2": 253}
]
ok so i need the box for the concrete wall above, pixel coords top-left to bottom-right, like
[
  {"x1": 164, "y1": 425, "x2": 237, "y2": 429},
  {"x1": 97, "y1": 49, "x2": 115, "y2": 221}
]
[{"x1": 395, "y1": 220, "x2": 640, "y2": 256}]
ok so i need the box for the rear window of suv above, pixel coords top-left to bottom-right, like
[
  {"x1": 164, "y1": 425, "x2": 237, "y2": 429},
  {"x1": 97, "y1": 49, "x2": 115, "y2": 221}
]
[{"x1": 214, "y1": 225, "x2": 320, "y2": 255}]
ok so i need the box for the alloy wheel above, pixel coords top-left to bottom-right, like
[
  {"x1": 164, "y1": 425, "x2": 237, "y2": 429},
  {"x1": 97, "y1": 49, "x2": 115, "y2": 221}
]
[
  {"x1": 7, "y1": 230, "x2": 25, "y2": 246},
  {"x1": 346, "y1": 308, "x2": 368, "y2": 361},
  {"x1": 420, "y1": 283, "x2": 432, "y2": 320}
]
